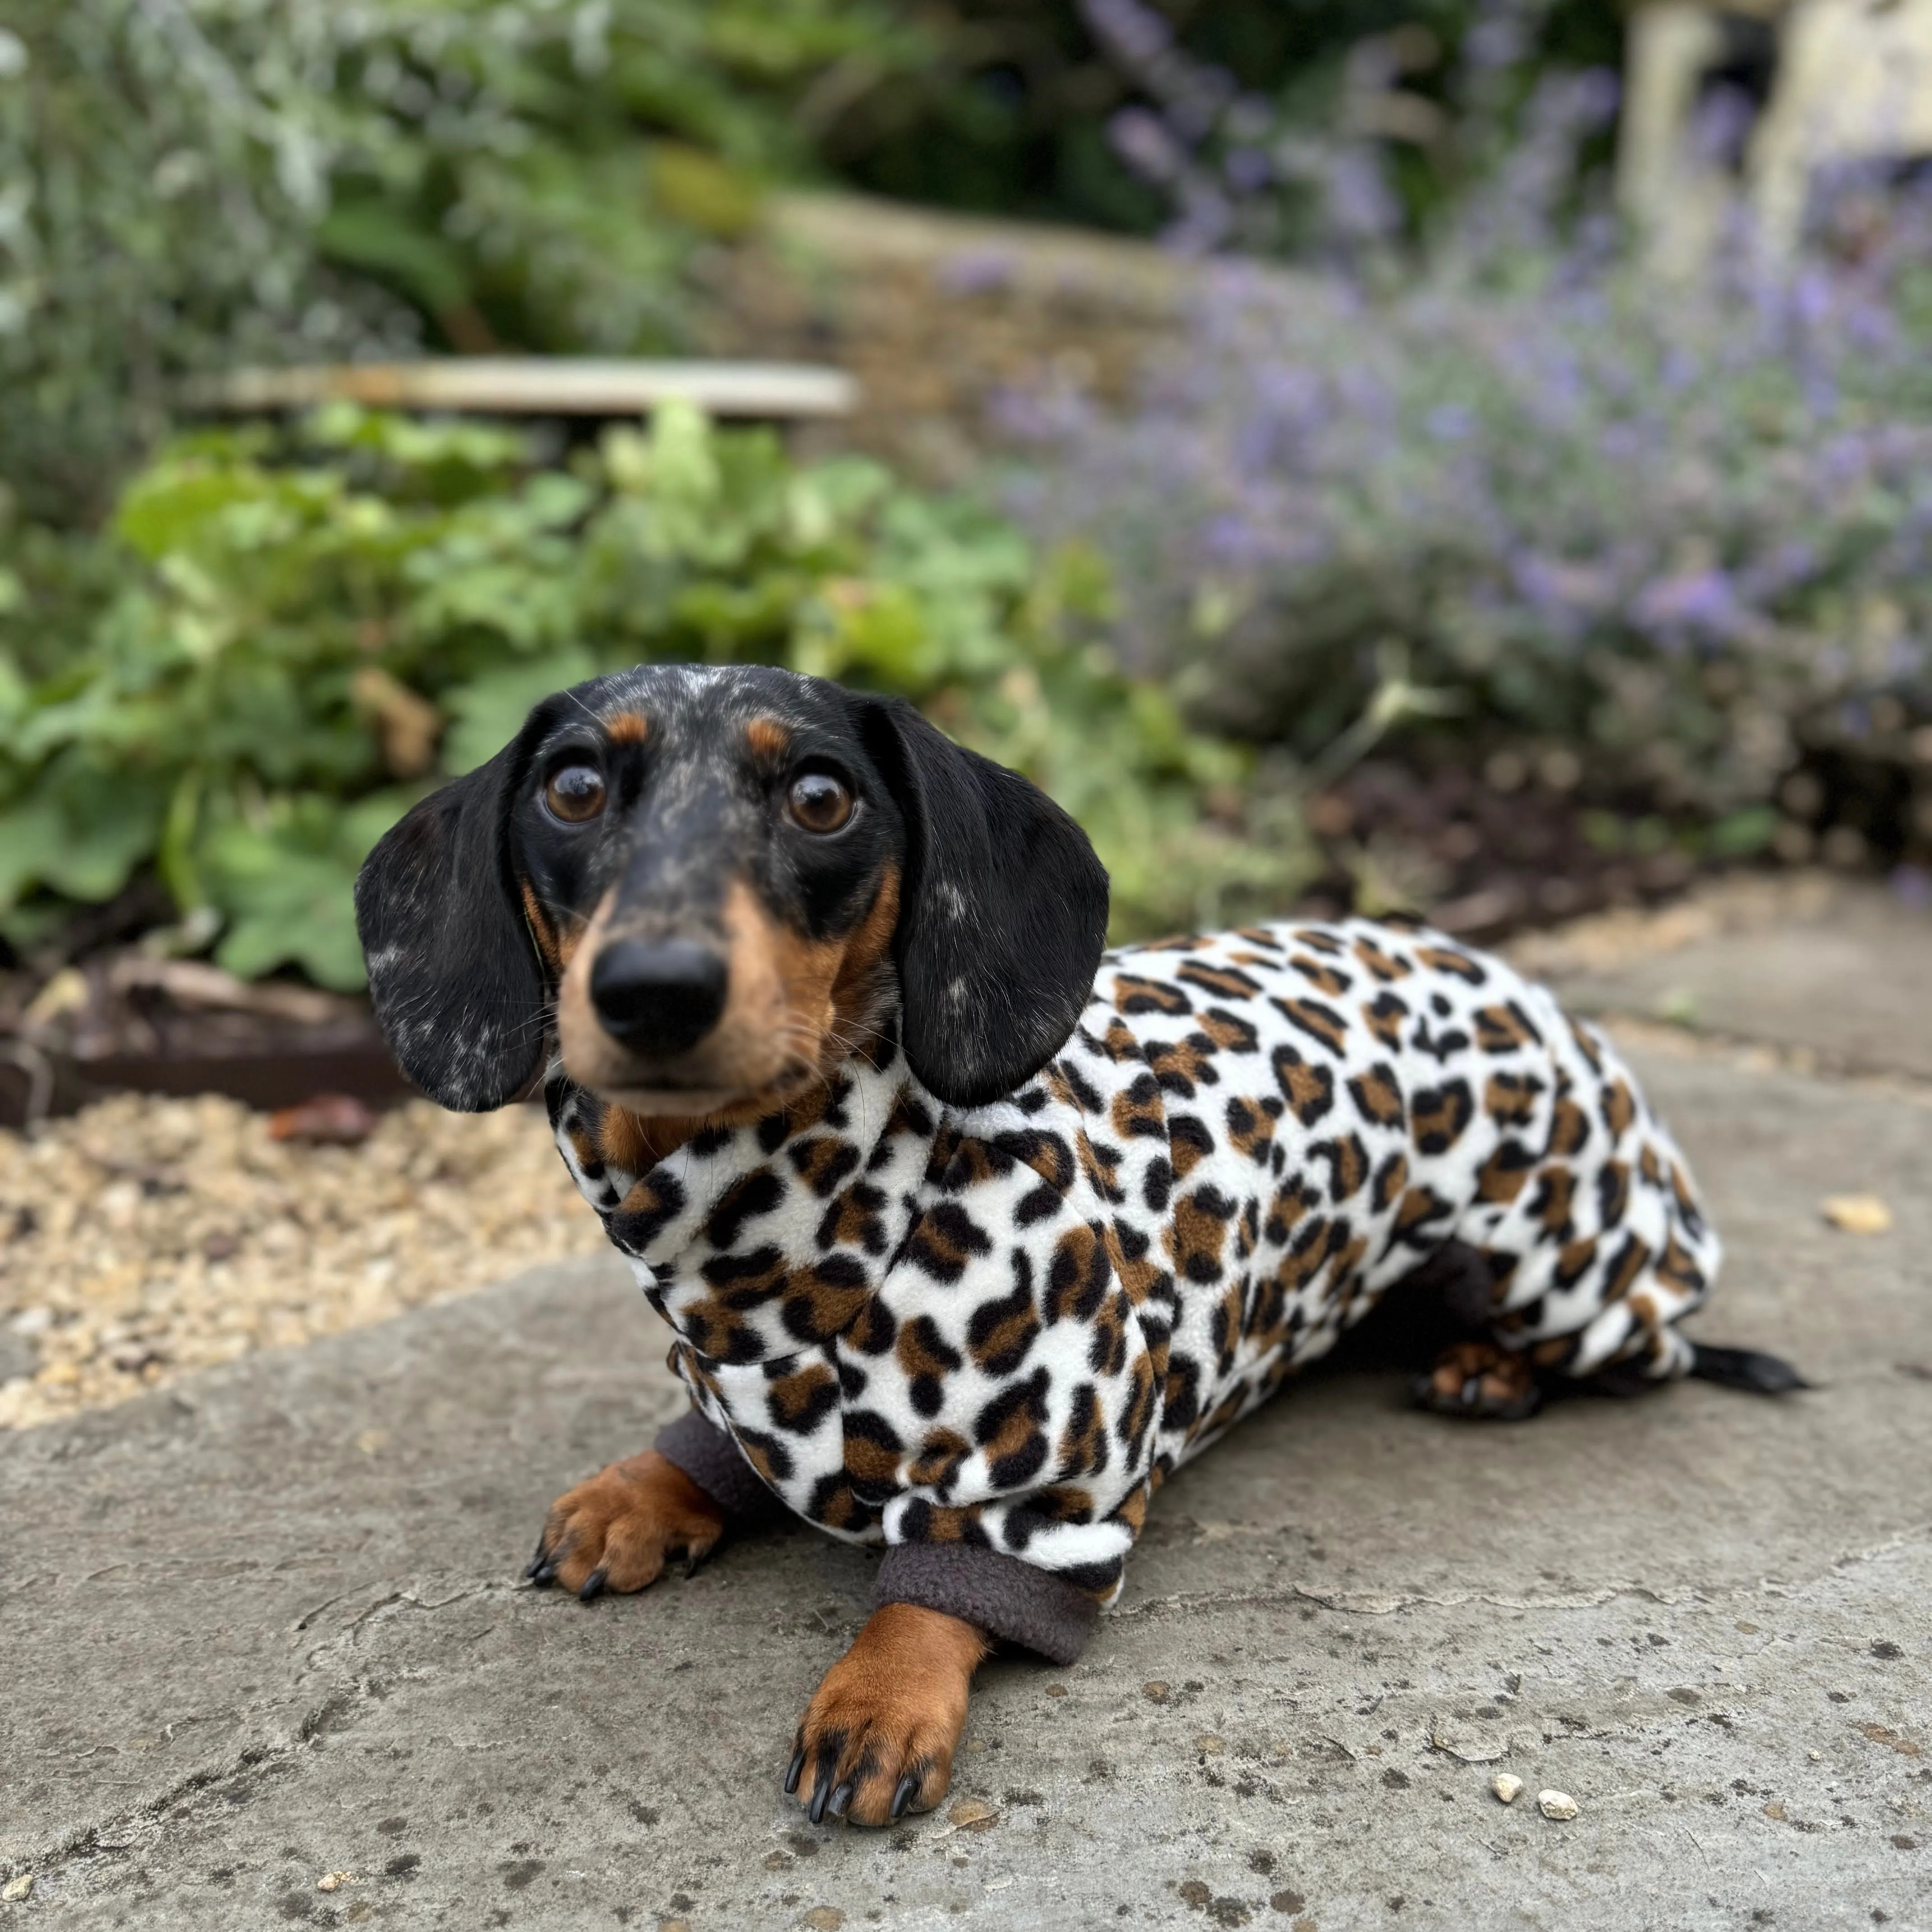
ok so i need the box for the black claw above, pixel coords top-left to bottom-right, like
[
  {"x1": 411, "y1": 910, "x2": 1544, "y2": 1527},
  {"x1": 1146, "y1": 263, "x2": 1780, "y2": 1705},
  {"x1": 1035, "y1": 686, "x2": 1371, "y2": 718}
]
[
  {"x1": 524, "y1": 1533, "x2": 551, "y2": 1580},
  {"x1": 529, "y1": 1559, "x2": 559, "y2": 1587},
  {"x1": 891, "y1": 1773, "x2": 919, "y2": 1820},
  {"x1": 784, "y1": 1734, "x2": 807, "y2": 1796},
  {"x1": 578, "y1": 1566, "x2": 607, "y2": 1603},
  {"x1": 830, "y1": 1780, "x2": 855, "y2": 1820},
  {"x1": 808, "y1": 1757, "x2": 837, "y2": 1825}
]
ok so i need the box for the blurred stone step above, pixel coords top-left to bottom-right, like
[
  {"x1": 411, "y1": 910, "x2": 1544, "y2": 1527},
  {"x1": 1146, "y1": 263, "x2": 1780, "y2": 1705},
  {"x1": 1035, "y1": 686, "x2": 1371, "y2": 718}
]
[
  {"x1": 1512, "y1": 873, "x2": 1932, "y2": 1081},
  {"x1": 703, "y1": 190, "x2": 1310, "y2": 484}
]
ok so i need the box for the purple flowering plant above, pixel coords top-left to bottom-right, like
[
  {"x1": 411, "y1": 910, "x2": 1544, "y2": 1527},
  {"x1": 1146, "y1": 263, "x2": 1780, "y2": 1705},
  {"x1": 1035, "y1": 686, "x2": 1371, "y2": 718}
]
[{"x1": 1008, "y1": 8, "x2": 1932, "y2": 831}]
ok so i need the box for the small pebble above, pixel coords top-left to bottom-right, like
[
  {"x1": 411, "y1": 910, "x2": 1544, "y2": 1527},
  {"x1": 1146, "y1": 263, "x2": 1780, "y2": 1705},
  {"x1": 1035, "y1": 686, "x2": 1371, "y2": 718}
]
[
  {"x1": 316, "y1": 1872, "x2": 352, "y2": 1893},
  {"x1": 1, "y1": 1876, "x2": 32, "y2": 1902},
  {"x1": 1538, "y1": 1789, "x2": 1579, "y2": 1821},
  {"x1": 1491, "y1": 1773, "x2": 1524, "y2": 1804}
]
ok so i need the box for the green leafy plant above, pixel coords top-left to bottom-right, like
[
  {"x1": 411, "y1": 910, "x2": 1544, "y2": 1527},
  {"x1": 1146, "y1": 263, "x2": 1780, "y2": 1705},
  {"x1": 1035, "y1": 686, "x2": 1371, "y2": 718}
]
[
  {"x1": 0, "y1": 0, "x2": 925, "y2": 522},
  {"x1": 0, "y1": 405, "x2": 1308, "y2": 988}
]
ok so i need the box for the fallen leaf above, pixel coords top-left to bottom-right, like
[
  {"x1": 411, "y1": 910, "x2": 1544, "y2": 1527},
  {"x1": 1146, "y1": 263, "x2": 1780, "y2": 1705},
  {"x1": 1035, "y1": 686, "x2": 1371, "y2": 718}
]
[
  {"x1": 1822, "y1": 1194, "x2": 1893, "y2": 1235},
  {"x1": 271, "y1": 1093, "x2": 378, "y2": 1146},
  {"x1": 947, "y1": 1798, "x2": 999, "y2": 1831}
]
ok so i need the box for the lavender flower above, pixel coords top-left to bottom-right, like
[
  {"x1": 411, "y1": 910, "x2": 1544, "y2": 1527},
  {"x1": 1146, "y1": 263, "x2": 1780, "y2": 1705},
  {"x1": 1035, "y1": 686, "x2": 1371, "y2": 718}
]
[{"x1": 1000, "y1": 169, "x2": 1932, "y2": 813}]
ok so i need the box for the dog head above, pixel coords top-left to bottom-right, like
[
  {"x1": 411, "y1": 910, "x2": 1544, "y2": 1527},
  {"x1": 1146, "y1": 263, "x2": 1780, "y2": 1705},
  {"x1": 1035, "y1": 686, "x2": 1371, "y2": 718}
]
[{"x1": 354, "y1": 665, "x2": 1109, "y2": 1122}]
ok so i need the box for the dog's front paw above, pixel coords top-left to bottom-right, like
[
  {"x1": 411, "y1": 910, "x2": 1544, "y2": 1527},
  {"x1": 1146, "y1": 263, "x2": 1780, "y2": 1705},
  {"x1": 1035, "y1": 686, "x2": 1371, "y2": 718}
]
[
  {"x1": 526, "y1": 1450, "x2": 726, "y2": 1601},
  {"x1": 786, "y1": 1605, "x2": 989, "y2": 1827}
]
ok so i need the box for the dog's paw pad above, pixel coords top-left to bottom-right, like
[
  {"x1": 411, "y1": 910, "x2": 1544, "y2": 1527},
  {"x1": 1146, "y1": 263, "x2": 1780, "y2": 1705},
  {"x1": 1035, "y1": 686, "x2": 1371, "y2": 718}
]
[{"x1": 1413, "y1": 1342, "x2": 1541, "y2": 1422}]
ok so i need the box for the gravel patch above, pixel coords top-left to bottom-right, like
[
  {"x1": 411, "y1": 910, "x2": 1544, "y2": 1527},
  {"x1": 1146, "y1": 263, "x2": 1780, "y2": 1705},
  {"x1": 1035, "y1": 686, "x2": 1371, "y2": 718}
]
[{"x1": 0, "y1": 1092, "x2": 604, "y2": 1430}]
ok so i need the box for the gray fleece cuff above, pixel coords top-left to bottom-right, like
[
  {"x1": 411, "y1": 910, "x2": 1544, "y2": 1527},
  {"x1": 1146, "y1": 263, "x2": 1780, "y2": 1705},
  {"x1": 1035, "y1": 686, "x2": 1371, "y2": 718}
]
[
  {"x1": 653, "y1": 1410, "x2": 779, "y2": 1519},
  {"x1": 875, "y1": 1542, "x2": 1099, "y2": 1666}
]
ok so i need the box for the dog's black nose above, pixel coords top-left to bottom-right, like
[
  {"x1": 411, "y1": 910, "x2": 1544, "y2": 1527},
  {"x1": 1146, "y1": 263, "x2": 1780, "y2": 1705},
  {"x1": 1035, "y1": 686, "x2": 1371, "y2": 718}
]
[{"x1": 589, "y1": 940, "x2": 728, "y2": 1056}]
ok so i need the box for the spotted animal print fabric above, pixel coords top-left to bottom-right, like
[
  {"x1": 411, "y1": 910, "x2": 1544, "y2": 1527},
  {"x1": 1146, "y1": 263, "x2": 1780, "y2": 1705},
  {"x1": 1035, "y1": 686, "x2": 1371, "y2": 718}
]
[{"x1": 548, "y1": 918, "x2": 1719, "y2": 1649}]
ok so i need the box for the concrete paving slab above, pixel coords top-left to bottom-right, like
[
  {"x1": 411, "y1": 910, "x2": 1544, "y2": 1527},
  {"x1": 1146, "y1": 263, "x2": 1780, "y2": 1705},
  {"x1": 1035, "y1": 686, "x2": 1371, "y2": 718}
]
[
  {"x1": 1535, "y1": 883, "x2": 1932, "y2": 1079},
  {"x1": 4, "y1": 1049, "x2": 1930, "y2": 1931}
]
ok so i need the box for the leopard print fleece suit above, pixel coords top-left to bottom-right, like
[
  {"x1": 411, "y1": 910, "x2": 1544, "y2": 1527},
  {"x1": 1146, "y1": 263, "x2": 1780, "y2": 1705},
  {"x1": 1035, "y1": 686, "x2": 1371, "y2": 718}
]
[{"x1": 549, "y1": 916, "x2": 1718, "y2": 1662}]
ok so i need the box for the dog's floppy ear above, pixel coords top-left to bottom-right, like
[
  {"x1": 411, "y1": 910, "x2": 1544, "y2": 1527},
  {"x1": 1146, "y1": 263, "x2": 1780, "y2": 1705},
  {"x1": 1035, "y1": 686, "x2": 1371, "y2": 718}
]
[
  {"x1": 354, "y1": 734, "x2": 545, "y2": 1111},
  {"x1": 857, "y1": 697, "x2": 1109, "y2": 1108}
]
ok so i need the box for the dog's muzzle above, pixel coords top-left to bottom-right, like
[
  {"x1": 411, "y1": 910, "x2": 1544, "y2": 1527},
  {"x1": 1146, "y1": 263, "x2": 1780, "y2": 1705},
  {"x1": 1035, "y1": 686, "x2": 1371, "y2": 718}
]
[{"x1": 589, "y1": 939, "x2": 729, "y2": 1057}]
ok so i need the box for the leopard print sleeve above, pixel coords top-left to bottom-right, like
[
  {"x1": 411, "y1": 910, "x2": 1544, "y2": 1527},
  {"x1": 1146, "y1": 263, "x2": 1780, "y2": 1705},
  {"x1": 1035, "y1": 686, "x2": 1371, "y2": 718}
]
[
  {"x1": 842, "y1": 1098, "x2": 1162, "y2": 1608},
  {"x1": 551, "y1": 1053, "x2": 1162, "y2": 1648}
]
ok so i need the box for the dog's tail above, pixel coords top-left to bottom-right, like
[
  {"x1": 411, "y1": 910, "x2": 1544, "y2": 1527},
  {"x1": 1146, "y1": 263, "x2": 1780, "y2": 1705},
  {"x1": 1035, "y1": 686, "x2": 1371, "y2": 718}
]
[{"x1": 1687, "y1": 1343, "x2": 1811, "y2": 1394}]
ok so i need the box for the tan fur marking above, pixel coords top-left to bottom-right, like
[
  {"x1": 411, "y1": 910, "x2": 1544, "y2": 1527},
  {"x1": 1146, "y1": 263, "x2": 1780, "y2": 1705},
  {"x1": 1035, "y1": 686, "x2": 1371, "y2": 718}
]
[
  {"x1": 533, "y1": 1449, "x2": 725, "y2": 1595},
  {"x1": 745, "y1": 716, "x2": 791, "y2": 760},
  {"x1": 560, "y1": 866, "x2": 901, "y2": 1167},
  {"x1": 791, "y1": 1601, "x2": 989, "y2": 1824},
  {"x1": 520, "y1": 878, "x2": 562, "y2": 971}
]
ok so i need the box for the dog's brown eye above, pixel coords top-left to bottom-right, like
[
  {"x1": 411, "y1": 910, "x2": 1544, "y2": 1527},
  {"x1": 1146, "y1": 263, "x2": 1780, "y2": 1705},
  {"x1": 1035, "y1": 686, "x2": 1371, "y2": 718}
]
[
  {"x1": 544, "y1": 765, "x2": 607, "y2": 824},
  {"x1": 788, "y1": 771, "x2": 853, "y2": 834}
]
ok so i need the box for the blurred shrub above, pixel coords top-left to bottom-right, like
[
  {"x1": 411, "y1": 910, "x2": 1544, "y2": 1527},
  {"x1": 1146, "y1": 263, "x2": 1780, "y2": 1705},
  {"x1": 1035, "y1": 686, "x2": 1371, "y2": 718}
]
[
  {"x1": 824, "y1": 0, "x2": 1619, "y2": 251},
  {"x1": 3, "y1": 0, "x2": 1638, "y2": 527},
  {"x1": 1068, "y1": 0, "x2": 1619, "y2": 263},
  {"x1": 0, "y1": 0, "x2": 920, "y2": 522},
  {"x1": 0, "y1": 406, "x2": 1306, "y2": 988},
  {"x1": 1004, "y1": 158, "x2": 1932, "y2": 840}
]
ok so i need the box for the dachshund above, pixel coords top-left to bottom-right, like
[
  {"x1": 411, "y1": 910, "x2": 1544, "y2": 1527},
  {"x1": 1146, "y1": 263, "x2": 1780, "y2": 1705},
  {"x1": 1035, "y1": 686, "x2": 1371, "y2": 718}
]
[{"x1": 356, "y1": 663, "x2": 1803, "y2": 1828}]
